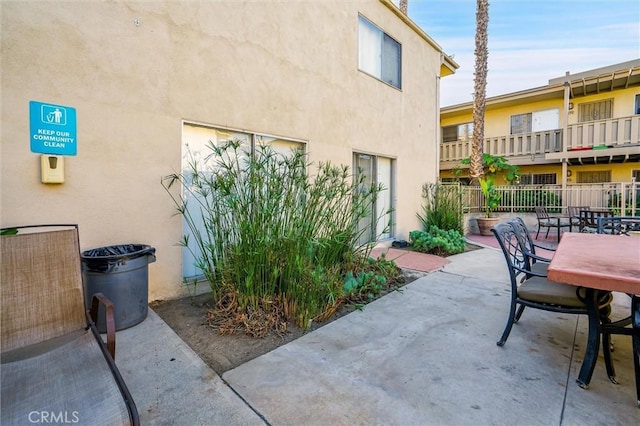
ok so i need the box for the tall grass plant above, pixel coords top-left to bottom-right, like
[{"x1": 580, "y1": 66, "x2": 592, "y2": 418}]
[{"x1": 163, "y1": 140, "x2": 385, "y2": 329}]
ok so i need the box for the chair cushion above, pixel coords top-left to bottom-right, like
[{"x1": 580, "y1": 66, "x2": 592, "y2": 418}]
[
  {"x1": 518, "y1": 276, "x2": 586, "y2": 308},
  {"x1": 530, "y1": 262, "x2": 549, "y2": 276},
  {"x1": 1, "y1": 330, "x2": 131, "y2": 426}
]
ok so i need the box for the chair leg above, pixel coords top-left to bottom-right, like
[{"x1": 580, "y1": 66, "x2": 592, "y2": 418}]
[
  {"x1": 497, "y1": 301, "x2": 518, "y2": 347},
  {"x1": 545, "y1": 226, "x2": 551, "y2": 238},
  {"x1": 535, "y1": 225, "x2": 540, "y2": 240},
  {"x1": 601, "y1": 332, "x2": 617, "y2": 383},
  {"x1": 632, "y1": 333, "x2": 639, "y2": 407},
  {"x1": 631, "y1": 295, "x2": 639, "y2": 407},
  {"x1": 514, "y1": 304, "x2": 526, "y2": 323}
]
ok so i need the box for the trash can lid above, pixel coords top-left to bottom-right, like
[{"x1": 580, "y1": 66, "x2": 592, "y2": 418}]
[{"x1": 81, "y1": 244, "x2": 155, "y2": 261}]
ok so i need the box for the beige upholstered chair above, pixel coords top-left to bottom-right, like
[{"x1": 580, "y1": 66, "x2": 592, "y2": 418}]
[{"x1": 1, "y1": 225, "x2": 139, "y2": 425}]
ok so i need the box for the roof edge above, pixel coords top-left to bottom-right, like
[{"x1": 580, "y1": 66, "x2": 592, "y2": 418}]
[{"x1": 379, "y1": 0, "x2": 459, "y2": 75}]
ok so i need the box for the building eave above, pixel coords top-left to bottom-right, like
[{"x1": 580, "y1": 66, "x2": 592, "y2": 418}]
[{"x1": 379, "y1": 0, "x2": 459, "y2": 76}]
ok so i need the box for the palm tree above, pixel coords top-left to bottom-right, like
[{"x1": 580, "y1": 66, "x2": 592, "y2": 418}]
[
  {"x1": 399, "y1": 0, "x2": 408, "y2": 15},
  {"x1": 469, "y1": 0, "x2": 489, "y2": 185}
]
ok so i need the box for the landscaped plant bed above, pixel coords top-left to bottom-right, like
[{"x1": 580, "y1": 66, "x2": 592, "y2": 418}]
[{"x1": 150, "y1": 244, "x2": 482, "y2": 374}]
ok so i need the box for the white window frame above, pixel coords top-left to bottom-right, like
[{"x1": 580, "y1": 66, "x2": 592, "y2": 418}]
[
  {"x1": 358, "y1": 15, "x2": 402, "y2": 89},
  {"x1": 181, "y1": 122, "x2": 306, "y2": 279},
  {"x1": 353, "y1": 152, "x2": 395, "y2": 244},
  {"x1": 442, "y1": 123, "x2": 473, "y2": 143}
]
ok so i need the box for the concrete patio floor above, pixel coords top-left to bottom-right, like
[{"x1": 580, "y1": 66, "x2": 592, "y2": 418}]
[{"x1": 115, "y1": 244, "x2": 638, "y2": 425}]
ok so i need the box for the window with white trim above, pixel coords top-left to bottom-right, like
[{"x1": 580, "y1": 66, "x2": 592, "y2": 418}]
[
  {"x1": 353, "y1": 152, "x2": 395, "y2": 244},
  {"x1": 181, "y1": 123, "x2": 305, "y2": 278},
  {"x1": 635, "y1": 95, "x2": 640, "y2": 115},
  {"x1": 577, "y1": 170, "x2": 611, "y2": 183},
  {"x1": 358, "y1": 15, "x2": 402, "y2": 89},
  {"x1": 578, "y1": 99, "x2": 613, "y2": 123},
  {"x1": 520, "y1": 173, "x2": 556, "y2": 185},
  {"x1": 442, "y1": 123, "x2": 473, "y2": 143}
]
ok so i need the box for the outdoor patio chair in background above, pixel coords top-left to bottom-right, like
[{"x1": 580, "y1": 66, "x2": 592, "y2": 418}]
[
  {"x1": 1, "y1": 225, "x2": 139, "y2": 426},
  {"x1": 534, "y1": 206, "x2": 571, "y2": 240},
  {"x1": 567, "y1": 206, "x2": 590, "y2": 232},
  {"x1": 579, "y1": 209, "x2": 615, "y2": 233},
  {"x1": 491, "y1": 222, "x2": 614, "y2": 353},
  {"x1": 597, "y1": 216, "x2": 640, "y2": 235}
]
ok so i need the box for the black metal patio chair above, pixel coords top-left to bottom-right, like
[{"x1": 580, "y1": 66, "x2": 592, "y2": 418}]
[
  {"x1": 534, "y1": 206, "x2": 571, "y2": 240},
  {"x1": 508, "y1": 217, "x2": 555, "y2": 277},
  {"x1": 492, "y1": 222, "x2": 614, "y2": 356}
]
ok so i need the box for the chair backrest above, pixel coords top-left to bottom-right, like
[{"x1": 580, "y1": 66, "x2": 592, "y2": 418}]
[
  {"x1": 597, "y1": 216, "x2": 640, "y2": 235},
  {"x1": 491, "y1": 222, "x2": 531, "y2": 286},
  {"x1": 508, "y1": 217, "x2": 537, "y2": 257},
  {"x1": 534, "y1": 206, "x2": 549, "y2": 220},
  {"x1": 567, "y1": 206, "x2": 589, "y2": 217},
  {"x1": 1, "y1": 226, "x2": 86, "y2": 353},
  {"x1": 580, "y1": 209, "x2": 614, "y2": 231}
]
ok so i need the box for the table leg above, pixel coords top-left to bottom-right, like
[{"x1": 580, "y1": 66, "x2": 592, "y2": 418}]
[
  {"x1": 577, "y1": 288, "x2": 602, "y2": 388},
  {"x1": 632, "y1": 295, "x2": 639, "y2": 407}
]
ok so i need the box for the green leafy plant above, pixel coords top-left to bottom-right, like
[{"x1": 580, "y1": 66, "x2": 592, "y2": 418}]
[
  {"x1": 457, "y1": 153, "x2": 520, "y2": 183},
  {"x1": 162, "y1": 140, "x2": 393, "y2": 331},
  {"x1": 479, "y1": 177, "x2": 501, "y2": 217},
  {"x1": 417, "y1": 183, "x2": 463, "y2": 233},
  {"x1": 409, "y1": 226, "x2": 465, "y2": 256}
]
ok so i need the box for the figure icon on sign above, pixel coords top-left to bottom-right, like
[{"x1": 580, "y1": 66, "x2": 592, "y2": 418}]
[{"x1": 47, "y1": 108, "x2": 63, "y2": 124}]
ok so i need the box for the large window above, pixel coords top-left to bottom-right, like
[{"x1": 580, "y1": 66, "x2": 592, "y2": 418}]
[
  {"x1": 358, "y1": 15, "x2": 401, "y2": 89},
  {"x1": 353, "y1": 152, "x2": 395, "y2": 244},
  {"x1": 181, "y1": 123, "x2": 306, "y2": 278},
  {"x1": 577, "y1": 170, "x2": 611, "y2": 183},
  {"x1": 510, "y1": 113, "x2": 532, "y2": 135},
  {"x1": 635, "y1": 94, "x2": 640, "y2": 115},
  {"x1": 520, "y1": 173, "x2": 556, "y2": 185},
  {"x1": 510, "y1": 109, "x2": 559, "y2": 135},
  {"x1": 442, "y1": 123, "x2": 473, "y2": 143},
  {"x1": 578, "y1": 99, "x2": 613, "y2": 123}
]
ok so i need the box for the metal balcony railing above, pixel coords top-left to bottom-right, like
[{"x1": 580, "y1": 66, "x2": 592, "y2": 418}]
[{"x1": 455, "y1": 181, "x2": 639, "y2": 216}]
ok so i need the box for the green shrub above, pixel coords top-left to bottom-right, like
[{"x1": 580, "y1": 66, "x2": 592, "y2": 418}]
[
  {"x1": 163, "y1": 140, "x2": 388, "y2": 331},
  {"x1": 409, "y1": 226, "x2": 465, "y2": 256},
  {"x1": 417, "y1": 183, "x2": 463, "y2": 233}
]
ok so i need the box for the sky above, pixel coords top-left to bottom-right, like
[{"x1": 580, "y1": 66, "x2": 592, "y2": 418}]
[{"x1": 407, "y1": 0, "x2": 640, "y2": 106}]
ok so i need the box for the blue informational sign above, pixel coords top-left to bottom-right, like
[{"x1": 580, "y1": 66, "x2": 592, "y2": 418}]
[{"x1": 30, "y1": 101, "x2": 77, "y2": 155}]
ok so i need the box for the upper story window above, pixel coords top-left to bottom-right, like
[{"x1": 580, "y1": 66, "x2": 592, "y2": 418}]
[
  {"x1": 510, "y1": 113, "x2": 532, "y2": 135},
  {"x1": 358, "y1": 15, "x2": 402, "y2": 89},
  {"x1": 510, "y1": 109, "x2": 559, "y2": 135},
  {"x1": 578, "y1": 99, "x2": 613, "y2": 123},
  {"x1": 442, "y1": 123, "x2": 473, "y2": 143},
  {"x1": 635, "y1": 94, "x2": 640, "y2": 115}
]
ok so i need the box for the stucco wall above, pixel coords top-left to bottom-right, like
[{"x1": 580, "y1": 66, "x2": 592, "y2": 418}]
[{"x1": 1, "y1": 1, "x2": 444, "y2": 300}]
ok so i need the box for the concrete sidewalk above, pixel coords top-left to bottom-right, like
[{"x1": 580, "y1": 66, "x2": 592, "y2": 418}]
[{"x1": 116, "y1": 247, "x2": 638, "y2": 425}]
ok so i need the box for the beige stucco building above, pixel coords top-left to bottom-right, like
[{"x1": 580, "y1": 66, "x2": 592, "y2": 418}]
[{"x1": 1, "y1": 1, "x2": 456, "y2": 300}]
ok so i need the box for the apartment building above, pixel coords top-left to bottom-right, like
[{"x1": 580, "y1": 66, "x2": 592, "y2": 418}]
[
  {"x1": 440, "y1": 60, "x2": 640, "y2": 185},
  {"x1": 1, "y1": 1, "x2": 456, "y2": 300}
]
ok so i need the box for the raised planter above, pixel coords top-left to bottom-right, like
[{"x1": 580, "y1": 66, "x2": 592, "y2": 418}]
[{"x1": 476, "y1": 217, "x2": 500, "y2": 236}]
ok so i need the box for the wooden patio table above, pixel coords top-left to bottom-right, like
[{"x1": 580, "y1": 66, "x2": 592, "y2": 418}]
[{"x1": 547, "y1": 232, "x2": 639, "y2": 406}]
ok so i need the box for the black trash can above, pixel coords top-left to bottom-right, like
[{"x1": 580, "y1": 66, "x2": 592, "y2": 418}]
[{"x1": 81, "y1": 244, "x2": 156, "y2": 332}]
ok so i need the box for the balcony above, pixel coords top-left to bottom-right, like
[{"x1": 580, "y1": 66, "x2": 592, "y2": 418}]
[{"x1": 440, "y1": 114, "x2": 640, "y2": 169}]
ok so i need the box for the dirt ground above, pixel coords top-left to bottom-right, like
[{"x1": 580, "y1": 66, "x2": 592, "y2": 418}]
[{"x1": 150, "y1": 268, "x2": 429, "y2": 374}]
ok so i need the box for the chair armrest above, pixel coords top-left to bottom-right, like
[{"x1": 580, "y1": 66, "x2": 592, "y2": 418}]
[
  {"x1": 527, "y1": 251, "x2": 552, "y2": 263},
  {"x1": 532, "y1": 242, "x2": 556, "y2": 252},
  {"x1": 88, "y1": 293, "x2": 116, "y2": 360}
]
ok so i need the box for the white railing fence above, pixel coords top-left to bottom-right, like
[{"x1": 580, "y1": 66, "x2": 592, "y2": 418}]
[{"x1": 455, "y1": 182, "x2": 639, "y2": 216}]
